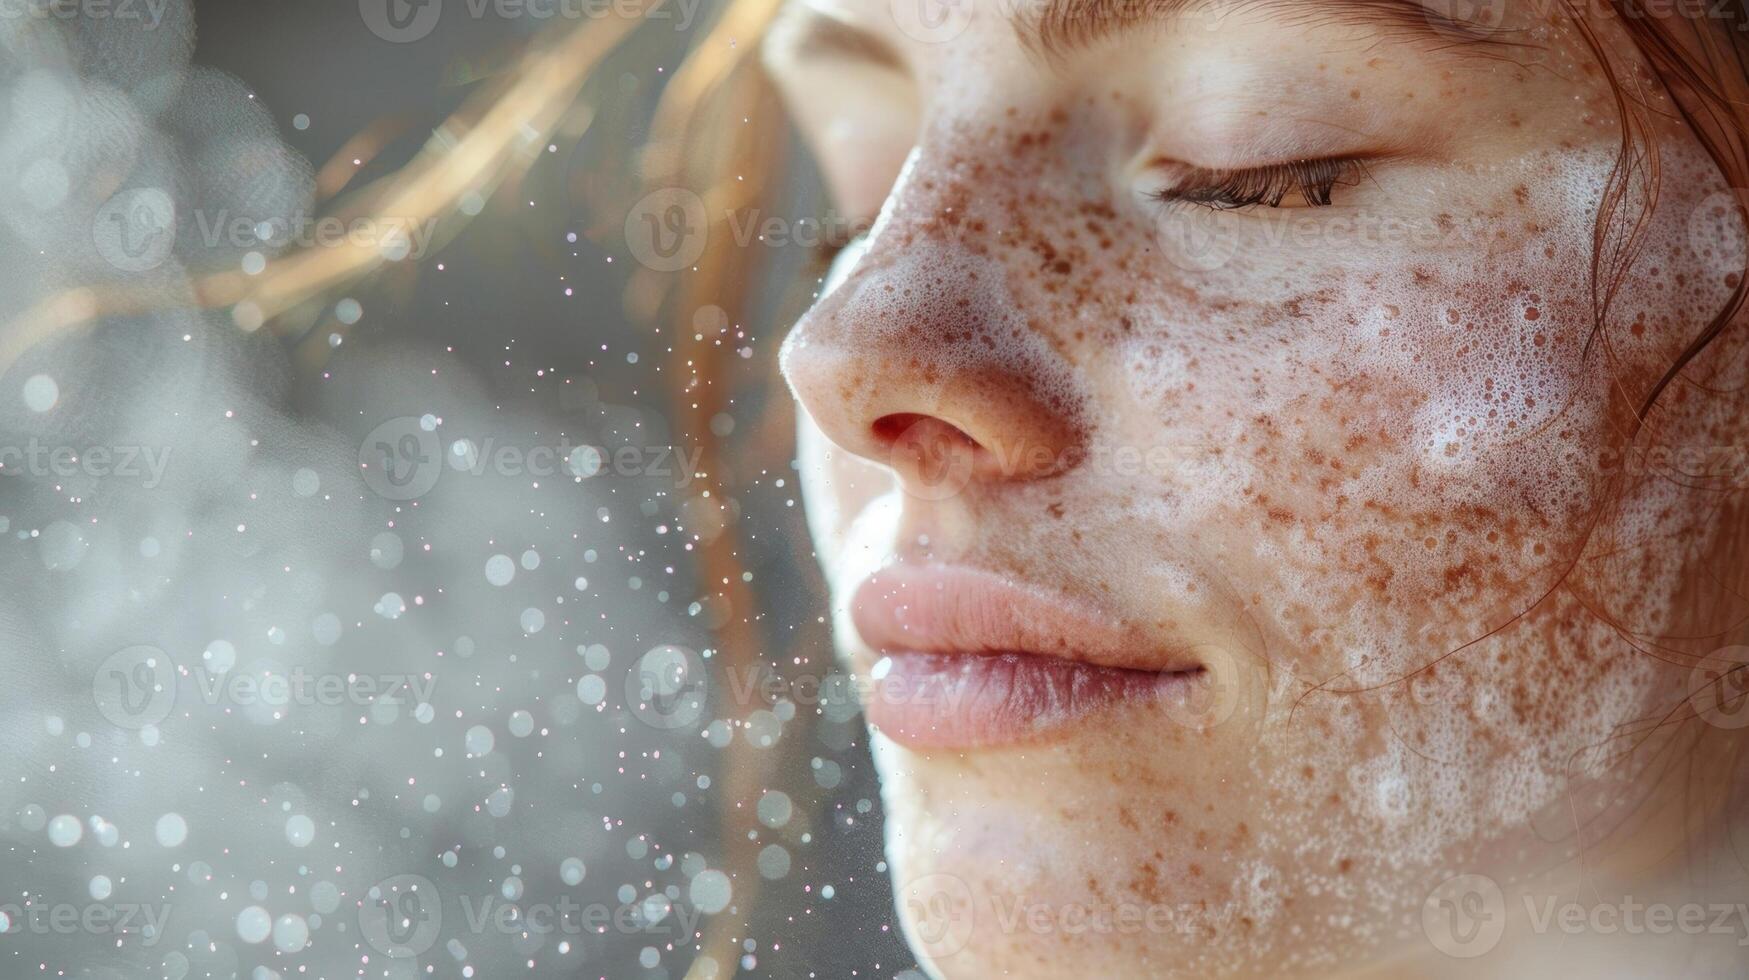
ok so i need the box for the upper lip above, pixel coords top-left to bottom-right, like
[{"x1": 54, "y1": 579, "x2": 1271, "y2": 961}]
[{"x1": 849, "y1": 564, "x2": 1203, "y2": 674}]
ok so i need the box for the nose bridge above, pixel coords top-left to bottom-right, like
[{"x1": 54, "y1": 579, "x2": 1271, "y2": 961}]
[{"x1": 781, "y1": 143, "x2": 1090, "y2": 485}]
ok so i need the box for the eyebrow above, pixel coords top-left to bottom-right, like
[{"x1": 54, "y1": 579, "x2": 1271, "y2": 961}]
[
  {"x1": 773, "y1": 0, "x2": 1524, "y2": 68},
  {"x1": 1018, "y1": 0, "x2": 1521, "y2": 58}
]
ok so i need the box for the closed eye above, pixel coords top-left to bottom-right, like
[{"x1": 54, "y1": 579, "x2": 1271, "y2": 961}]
[{"x1": 1149, "y1": 157, "x2": 1372, "y2": 212}]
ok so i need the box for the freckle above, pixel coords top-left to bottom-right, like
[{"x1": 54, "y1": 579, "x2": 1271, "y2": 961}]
[
  {"x1": 1524, "y1": 307, "x2": 1540, "y2": 321},
  {"x1": 1349, "y1": 89, "x2": 1360, "y2": 100}
]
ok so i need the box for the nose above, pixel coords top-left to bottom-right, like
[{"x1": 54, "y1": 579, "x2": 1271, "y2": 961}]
[{"x1": 780, "y1": 242, "x2": 1087, "y2": 497}]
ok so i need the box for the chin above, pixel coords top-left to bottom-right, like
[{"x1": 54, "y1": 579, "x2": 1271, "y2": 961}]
[{"x1": 865, "y1": 710, "x2": 1293, "y2": 979}]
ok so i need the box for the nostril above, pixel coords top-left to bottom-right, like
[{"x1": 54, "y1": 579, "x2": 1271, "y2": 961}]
[
  {"x1": 871, "y1": 413, "x2": 978, "y2": 451},
  {"x1": 871, "y1": 413, "x2": 994, "y2": 494}
]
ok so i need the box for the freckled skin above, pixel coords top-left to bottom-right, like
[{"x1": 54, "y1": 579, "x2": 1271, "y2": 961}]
[{"x1": 771, "y1": 3, "x2": 1749, "y2": 976}]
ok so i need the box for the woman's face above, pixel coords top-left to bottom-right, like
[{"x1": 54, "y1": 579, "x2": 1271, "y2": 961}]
[{"x1": 767, "y1": 0, "x2": 1748, "y2": 975}]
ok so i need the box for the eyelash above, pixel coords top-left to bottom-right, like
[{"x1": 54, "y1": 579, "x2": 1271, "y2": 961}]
[{"x1": 1150, "y1": 157, "x2": 1370, "y2": 211}]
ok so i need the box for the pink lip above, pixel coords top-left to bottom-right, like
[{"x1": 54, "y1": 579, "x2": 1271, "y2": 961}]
[{"x1": 849, "y1": 565, "x2": 1204, "y2": 749}]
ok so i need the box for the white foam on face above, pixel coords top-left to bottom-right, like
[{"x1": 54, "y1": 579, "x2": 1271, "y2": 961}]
[
  {"x1": 820, "y1": 242, "x2": 1088, "y2": 435},
  {"x1": 1242, "y1": 147, "x2": 1738, "y2": 882},
  {"x1": 798, "y1": 25, "x2": 1749, "y2": 967}
]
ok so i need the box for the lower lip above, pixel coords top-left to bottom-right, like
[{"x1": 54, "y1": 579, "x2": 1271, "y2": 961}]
[{"x1": 860, "y1": 651, "x2": 1202, "y2": 749}]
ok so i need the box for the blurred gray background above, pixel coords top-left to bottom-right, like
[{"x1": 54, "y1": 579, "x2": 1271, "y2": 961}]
[{"x1": 0, "y1": 0, "x2": 912, "y2": 976}]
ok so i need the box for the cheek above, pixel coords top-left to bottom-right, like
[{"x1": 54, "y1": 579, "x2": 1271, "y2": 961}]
[{"x1": 1056, "y1": 146, "x2": 1741, "y2": 681}]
